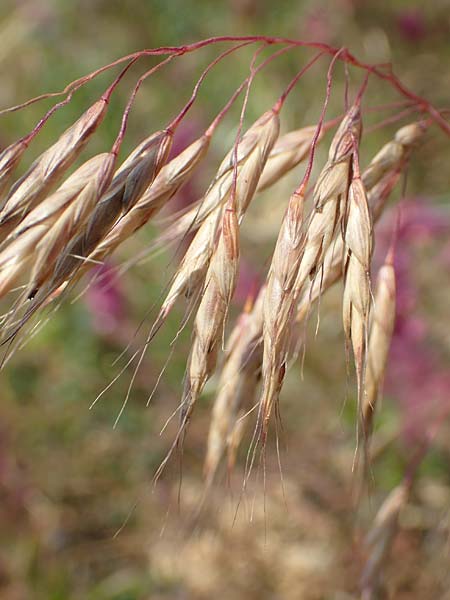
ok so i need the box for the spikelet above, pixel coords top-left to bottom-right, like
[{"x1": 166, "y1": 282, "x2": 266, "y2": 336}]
[
  {"x1": 0, "y1": 99, "x2": 107, "y2": 240},
  {"x1": 150, "y1": 205, "x2": 223, "y2": 339},
  {"x1": 48, "y1": 133, "x2": 208, "y2": 294},
  {"x1": 257, "y1": 125, "x2": 318, "y2": 191},
  {"x1": 293, "y1": 105, "x2": 361, "y2": 298},
  {"x1": 361, "y1": 483, "x2": 409, "y2": 599},
  {"x1": 362, "y1": 122, "x2": 426, "y2": 190},
  {"x1": 0, "y1": 153, "x2": 115, "y2": 299},
  {"x1": 163, "y1": 109, "x2": 280, "y2": 243},
  {"x1": 26, "y1": 152, "x2": 119, "y2": 294},
  {"x1": 362, "y1": 246, "x2": 396, "y2": 441},
  {"x1": 259, "y1": 187, "x2": 306, "y2": 438},
  {"x1": 78, "y1": 130, "x2": 172, "y2": 249},
  {"x1": 181, "y1": 203, "x2": 240, "y2": 429},
  {"x1": 0, "y1": 140, "x2": 29, "y2": 205},
  {"x1": 204, "y1": 290, "x2": 264, "y2": 482},
  {"x1": 342, "y1": 169, "x2": 373, "y2": 431}
]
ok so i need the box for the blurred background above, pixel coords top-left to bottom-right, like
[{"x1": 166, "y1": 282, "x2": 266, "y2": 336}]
[{"x1": 0, "y1": 1, "x2": 449, "y2": 598}]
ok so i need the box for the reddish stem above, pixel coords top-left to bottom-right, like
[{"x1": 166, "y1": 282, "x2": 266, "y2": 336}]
[
  {"x1": 229, "y1": 44, "x2": 268, "y2": 212},
  {"x1": 296, "y1": 48, "x2": 345, "y2": 194}
]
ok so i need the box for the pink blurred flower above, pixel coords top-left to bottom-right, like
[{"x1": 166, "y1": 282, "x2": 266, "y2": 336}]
[
  {"x1": 396, "y1": 9, "x2": 427, "y2": 43},
  {"x1": 234, "y1": 258, "x2": 260, "y2": 306},
  {"x1": 85, "y1": 263, "x2": 125, "y2": 335},
  {"x1": 378, "y1": 200, "x2": 450, "y2": 444}
]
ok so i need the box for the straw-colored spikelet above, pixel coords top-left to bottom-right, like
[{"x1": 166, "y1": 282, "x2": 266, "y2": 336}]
[
  {"x1": 204, "y1": 291, "x2": 264, "y2": 482},
  {"x1": 342, "y1": 170, "x2": 373, "y2": 421},
  {"x1": 79, "y1": 130, "x2": 172, "y2": 250},
  {"x1": 163, "y1": 109, "x2": 280, "y2": 243},
  {"x1": 0, "y1": 140, "x2": 29, "y2": 205},
  {"x1": 361, "y1": 482, "x2": 409, "y2": 598},
  {"x1": 257, "y1": 125, "x2": 318, "y2": 191},
  {"x1": 362, "y1": 122, "x2": 426, "y2": 190},
  {"x1": 0, "y1": 153, "x2": 115, "y2": 298},
  {"x1": 181, "y1": 203, "x2": 240, "y2": 429},
  {"x1": 293, "y1": 105, "x2": 361, "y2": 298},
  {"x1": 26, "y1": 152, "x2": 121, "y2": 294},
  {"x1": 51, "y1": 133, "x2": 208, "y2": 290},
  {"x1": 362, "y1": 247, "x2": 396, "y2": 441},
  {"x1": 260, "y1": 187, "x2": 306, "y2": 438},
  {"x1": 0, "y1": 99, "x2": 107, "y2": 240},
  {"x1": 150, "y1": 205, "x2": 223, "y2": 340}
]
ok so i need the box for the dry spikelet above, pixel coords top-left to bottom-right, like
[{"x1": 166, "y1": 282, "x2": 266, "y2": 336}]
[
  {"x1": 361, "y1": 482, "x2": 409, "y2": 599},
  {"x1": 163, "y1": 109, "x2": 280, "y2": 243},
  {"x1": 0, "y1": 140, "x2": 29, "y2": 205},
  {"x1": 0, "y1": 99, "x2": 107, "y2": 240},
  {"x1": 78, "y1": 130, "x2": 172, "y2": 250},
  {"x1": 260, "y1": 187, "x2": 306, "y2": 438},
  {"x1": 26, "y1": 153, "x2": 118, "y2": 295},
  {"x1": 342, "y1": 170, "x2": 373, "y2": 429},
  {"x1": 257, "y1": 125, "x2": 319, "y2": 191},
  {"x1": 150, "y1": 205, "x2": 223, "y2": 340},
  {"x1": 362, "y1": 246, "x2": 396, "y2": 441},
  {"x1": 181, "y1": 203, "x2": 240, "y2": 429},
  {"x1": 204, "y1": 291, "x2": 264, "y2": 482},
  {"x1": 52, "y1": 135, "x2": 210, "y2": 287},
  {"x1": 176, "y1": 111, "x2": 279, "y2": 429},
  {"x1": 0, "y1": 153, "x2": 115, "y2": 299},
  {"x1": 293, "y1": 105, "x2": 361, "y2": 298},
  {"x1": 362, "y1": 122, "x2": 426, "y2": 190},
  {"x1": 294, "y1": 127, "x2": 422, "y2": 327}
]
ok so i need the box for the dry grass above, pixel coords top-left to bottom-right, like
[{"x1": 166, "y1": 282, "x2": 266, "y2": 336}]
[{"x1": 0, "y1": 39, "x2": 447, "y2": 597}]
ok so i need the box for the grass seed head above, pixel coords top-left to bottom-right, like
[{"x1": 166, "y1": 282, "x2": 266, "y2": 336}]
[
  {"x1": 164, "y1": 109, "x2": 279, "y2": 243},
  {"x1": 342, "y1": 173, "x2": 373, "y2": 389},
  {"x1": 260, "y1": 189, "x2": 306, "y2": 437},
  {"x1": 294, "y1": 106, "x2": 361, "y2": 297}
]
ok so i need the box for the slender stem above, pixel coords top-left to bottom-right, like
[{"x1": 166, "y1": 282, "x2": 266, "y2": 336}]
[{"x1": 296, "y1": 48, "x2": 344, "y2": 194}]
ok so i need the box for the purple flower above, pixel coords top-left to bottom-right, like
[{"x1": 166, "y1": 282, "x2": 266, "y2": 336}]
[{"x1": 397, "y1": 10, "x2": 427, "y2": 43}]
